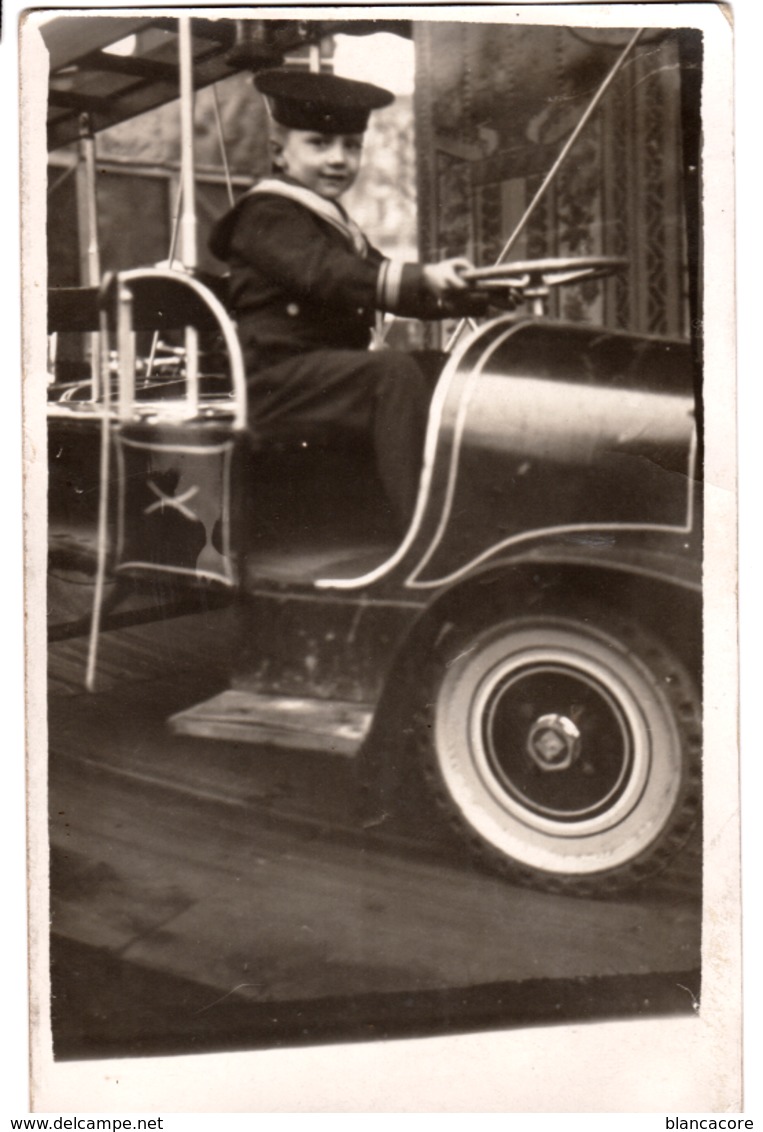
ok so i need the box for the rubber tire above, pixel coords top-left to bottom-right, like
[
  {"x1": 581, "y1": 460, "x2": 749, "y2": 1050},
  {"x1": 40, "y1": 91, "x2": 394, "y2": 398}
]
[{"x1": 417, "y1": 608, "x2": 701, "y2": 896}]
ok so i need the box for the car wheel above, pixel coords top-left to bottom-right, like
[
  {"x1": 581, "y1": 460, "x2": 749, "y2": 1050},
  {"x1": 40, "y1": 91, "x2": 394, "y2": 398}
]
[{"x1": 418, "y1": 608, "x2": 701, "y2": 895}]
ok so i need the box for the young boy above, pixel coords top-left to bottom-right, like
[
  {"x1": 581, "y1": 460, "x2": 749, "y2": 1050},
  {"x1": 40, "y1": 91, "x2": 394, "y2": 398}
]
[{"x1": 209, "y1": 68, "x2": 485, "y2": 528}]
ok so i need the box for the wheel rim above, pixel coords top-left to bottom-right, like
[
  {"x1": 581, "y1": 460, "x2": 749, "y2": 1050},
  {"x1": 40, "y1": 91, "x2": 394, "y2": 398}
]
[
  {"x1": 469, "y1": 642, "x2": 653, "y2": 839},
  {"x1": 434, "y1": 619, "x2": 686, "y2": 874}
]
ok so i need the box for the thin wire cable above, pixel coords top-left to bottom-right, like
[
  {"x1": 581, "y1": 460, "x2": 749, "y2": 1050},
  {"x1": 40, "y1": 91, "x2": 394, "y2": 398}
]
[
  {"x1": 146, "y1": 76, "x2": 197, "y2": 380},
  {"x1": 167, "y1": 173, "x2": 185, "y2": 266},
  {"x1": 497, "y1": 27, "x2": 643, "y2": 266},
  {"x1": 47, "y1": 162, "x2": 77, "y2": 197},
  {"x1": 212, "y1": 84, "x2": 235, "y2": 208},
  {"x1": 447, "y1": 26, "x2": 644, "y2": 351},
  {"x1": 145, "y1": 176, "x2": 184, "y2": 380}
]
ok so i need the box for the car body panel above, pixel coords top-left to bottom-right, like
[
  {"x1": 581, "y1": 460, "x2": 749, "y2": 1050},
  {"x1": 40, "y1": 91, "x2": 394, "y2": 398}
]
[{"x1": 317, "y1": 317, "x2": 697, "y2": 595}]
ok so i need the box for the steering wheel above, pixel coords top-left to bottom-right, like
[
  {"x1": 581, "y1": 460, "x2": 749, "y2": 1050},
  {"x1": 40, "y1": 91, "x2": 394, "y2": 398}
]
[{"x1": 462, "y1": 256, "x2": 628, "y2": 315}]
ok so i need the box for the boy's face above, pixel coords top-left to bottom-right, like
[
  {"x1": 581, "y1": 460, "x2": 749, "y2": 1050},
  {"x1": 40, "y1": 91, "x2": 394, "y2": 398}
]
[{"x1": 276, "y1": 129, "x2": 363, "y2": 200}]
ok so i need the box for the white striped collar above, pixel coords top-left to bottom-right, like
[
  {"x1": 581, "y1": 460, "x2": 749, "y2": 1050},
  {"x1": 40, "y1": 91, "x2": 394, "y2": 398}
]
[{"x1": 245, "y1": 178, "x2": 369, "y2": 257}]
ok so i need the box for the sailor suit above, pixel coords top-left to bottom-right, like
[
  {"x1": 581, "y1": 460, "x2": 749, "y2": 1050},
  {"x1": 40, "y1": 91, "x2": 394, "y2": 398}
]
[{"x1": 209, "y1": 177, "x2": 480, "y2": 525}]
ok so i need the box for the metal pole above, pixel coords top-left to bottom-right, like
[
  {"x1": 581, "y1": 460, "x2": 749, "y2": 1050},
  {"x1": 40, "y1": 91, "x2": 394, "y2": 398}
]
[
  {"x1": 178, "y1": 16, "x2": 199, "y2": 413},
  {"x1": 116, "y1": 281, "x2": 135, "y2": 421},
  {"x1": 85, "y1": 307, "x2": 113, "y2": 692},
  {"x1": 76, "y1": 113, "x2": 102, "y2": 400}
]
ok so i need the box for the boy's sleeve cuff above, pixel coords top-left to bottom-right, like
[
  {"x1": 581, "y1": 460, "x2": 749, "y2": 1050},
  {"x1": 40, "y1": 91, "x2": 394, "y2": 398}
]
[
  {"x1": 376, "y1": 260, "x2": 486, "y2": 320},
  {"x1": 377, "y1": 260, "x2": 427, "y2": 313}
]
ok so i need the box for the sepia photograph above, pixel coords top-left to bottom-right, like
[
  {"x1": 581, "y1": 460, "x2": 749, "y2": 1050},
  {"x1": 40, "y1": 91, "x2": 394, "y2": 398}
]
[{"x1": 18, "y1": 1, "x2": 741, "y2": 1114}]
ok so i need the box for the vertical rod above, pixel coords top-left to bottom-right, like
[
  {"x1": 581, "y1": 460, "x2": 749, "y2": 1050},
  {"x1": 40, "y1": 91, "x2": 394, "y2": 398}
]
[
  {"x1": 178, "y1": 18, "x2": 197, "y2": 272},
  {"x1": 116, "y1": 283, "x2": 135, "y2": 421},
  {"x1": 85, "y1": 309, "x2": 113, "y2": 692},
  {"x1": 76, "y1": 114, "x2": 102, "y2": 400},
  {"x1": 178, "y1": 16, "x2": 199, "y2": 412}
]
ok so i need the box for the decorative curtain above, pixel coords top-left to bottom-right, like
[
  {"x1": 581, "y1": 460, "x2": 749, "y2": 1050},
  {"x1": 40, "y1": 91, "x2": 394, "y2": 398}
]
[{"x1": 414, "y1": 23, "x2": 696, "y2": 338}]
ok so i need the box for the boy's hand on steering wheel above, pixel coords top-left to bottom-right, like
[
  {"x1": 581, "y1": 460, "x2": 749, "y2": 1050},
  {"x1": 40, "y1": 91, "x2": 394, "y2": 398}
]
[
  {"x1": 487, "y1": 287, "x2": 524, "y2": 312},
  {"x1": 423, "y1": 257, "x2": 474, "y2": 298}
]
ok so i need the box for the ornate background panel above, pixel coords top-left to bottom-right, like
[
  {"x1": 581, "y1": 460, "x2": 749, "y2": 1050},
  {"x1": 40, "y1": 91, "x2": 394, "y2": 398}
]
[{"x1": 414, "y1": 23, "x2": 696, "y2": 339}]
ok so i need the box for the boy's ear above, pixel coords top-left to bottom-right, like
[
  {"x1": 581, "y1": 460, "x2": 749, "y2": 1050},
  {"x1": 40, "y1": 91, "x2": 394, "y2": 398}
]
[{"x1": 269, "y1": 137, "x2": 286, "y2": 174}]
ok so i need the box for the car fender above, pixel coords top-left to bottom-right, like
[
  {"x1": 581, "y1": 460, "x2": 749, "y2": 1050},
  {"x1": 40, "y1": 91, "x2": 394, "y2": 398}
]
[{"x1": 404, "y1": 317, "x2": 698, "y2": 591}]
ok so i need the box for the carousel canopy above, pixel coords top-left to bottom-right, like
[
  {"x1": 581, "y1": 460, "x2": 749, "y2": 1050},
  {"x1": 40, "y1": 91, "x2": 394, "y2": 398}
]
[{"x1": 42, "y1": 15, "x2": 412, "y2": 151}]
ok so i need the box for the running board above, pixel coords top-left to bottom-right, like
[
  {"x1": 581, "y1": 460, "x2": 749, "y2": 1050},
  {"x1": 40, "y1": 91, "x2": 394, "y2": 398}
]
[{"x1": 168, "y1": 689, "x2": 372, "y2": 757}]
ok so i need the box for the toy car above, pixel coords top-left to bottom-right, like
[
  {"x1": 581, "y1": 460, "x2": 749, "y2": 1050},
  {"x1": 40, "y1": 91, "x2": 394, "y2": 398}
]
[{"x1": 43, "y1": 16, "x2": 702, "y2": 896}]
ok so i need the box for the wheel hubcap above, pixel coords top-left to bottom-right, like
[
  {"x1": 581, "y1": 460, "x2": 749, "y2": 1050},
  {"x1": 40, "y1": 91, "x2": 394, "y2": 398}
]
[
  {"x1": 482, "y1": 663, "x2": 634, "y2": 822},
  {"x1": 526, "y1": 713, "x2": 581, "y2": 771}
]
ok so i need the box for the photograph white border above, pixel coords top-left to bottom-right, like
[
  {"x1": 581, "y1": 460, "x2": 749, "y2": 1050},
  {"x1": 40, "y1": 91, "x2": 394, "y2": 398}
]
[{"x1": 8, "y1": 0, "x2": 749, "y2": 1117}]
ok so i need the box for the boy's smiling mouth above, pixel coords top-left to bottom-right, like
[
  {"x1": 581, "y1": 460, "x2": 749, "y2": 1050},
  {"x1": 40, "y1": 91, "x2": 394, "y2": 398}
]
[
  {"x1": 317, "y1": 173, "x2": 351, "y2": 197},
  {"x1": 275, "y1": 129, "x2": 362, "y2": 199}
]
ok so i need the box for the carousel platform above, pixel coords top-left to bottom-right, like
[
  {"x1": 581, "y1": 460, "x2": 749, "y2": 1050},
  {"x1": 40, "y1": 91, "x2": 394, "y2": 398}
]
[{"x1": 46, "y1": 604, "x2": 702, "y2": 1062}]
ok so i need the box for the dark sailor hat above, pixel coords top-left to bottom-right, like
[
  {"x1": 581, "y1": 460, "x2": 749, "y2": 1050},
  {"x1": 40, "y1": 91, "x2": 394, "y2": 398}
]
[{"x1": 254, "y1": 69, "x2": 394, "y2": 134}]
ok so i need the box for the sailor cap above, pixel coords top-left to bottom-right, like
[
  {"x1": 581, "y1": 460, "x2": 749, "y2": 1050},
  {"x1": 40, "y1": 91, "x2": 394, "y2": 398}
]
[{"x1": 254, "y1": 69, "x2": 394, "y2": 134}]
